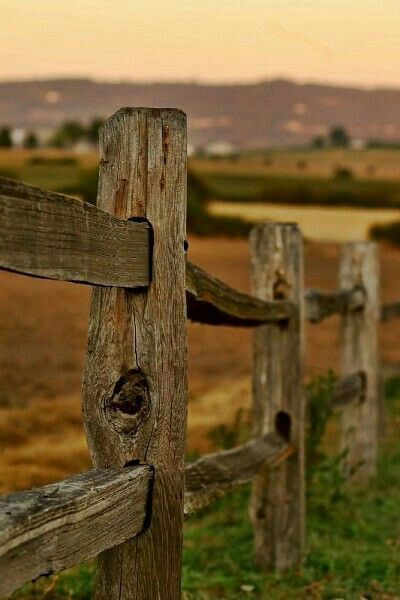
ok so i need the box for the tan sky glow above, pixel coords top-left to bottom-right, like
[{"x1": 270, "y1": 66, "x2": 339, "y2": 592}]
[{"x1": 1, "y1": 0, "x2": 400, "y2": 87}]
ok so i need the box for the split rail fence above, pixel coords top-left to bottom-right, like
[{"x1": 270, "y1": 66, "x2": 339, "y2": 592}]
[{"x1": 0, "y1": 107, "x2": 399, "y2": 598}]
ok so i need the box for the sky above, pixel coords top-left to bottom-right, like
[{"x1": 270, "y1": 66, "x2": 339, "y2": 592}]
[{"x1": 1, "y1": 0, "x2": 400, "y2": 88}]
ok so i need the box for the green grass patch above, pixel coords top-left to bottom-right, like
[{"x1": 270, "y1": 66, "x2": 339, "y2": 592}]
[
  {"x1": 4, "y1": 156, "x2": 400, "y2": 237},
  {"x1": 11, "y1": 376, "x2": 400, "y2": 599},
  {"x1": 18, "y1": 165, "x2": 81, "y2": 191},
  {"x1": 202, "y1": 172, "x2": 400, "y2": 209},
  {"x1": 0, "y1": 163, "x2": 81, "y2": 193},
  {"x1": 371, "y1": 220, "x2": 400, "y2": 246}
]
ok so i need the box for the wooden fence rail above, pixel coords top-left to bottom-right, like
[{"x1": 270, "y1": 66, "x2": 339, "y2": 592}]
[
  {"x1": 0, "y1": 106, "x2": 398, "y2": 598},
  {"x1": 0, "y1": 367, "x2": 364, "y2": 597},
  {"x1": 1, "y1": 176, "x2": 395, "y2": 325},
  {"x1": 0, "y1": 466, "x2": 152, "y2": 597},
  {"x1": 0, "y1": 178, "x2": 151, "y2": 287}
]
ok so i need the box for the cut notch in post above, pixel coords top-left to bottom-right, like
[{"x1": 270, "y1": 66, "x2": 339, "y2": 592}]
[
  {"x1": 82, "y1": 107, "x2": 188, "y2": 600},
  {"x1": 250, "y1": 222, "x2": 305, "y2": 571},
  {"x1": 340, "y1": 241, "x2": 380, "y2": 482}
]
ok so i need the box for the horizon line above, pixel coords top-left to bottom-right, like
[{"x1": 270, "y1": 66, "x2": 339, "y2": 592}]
[{"x1": 1, "y1": 75, "x2": 400, "y2": 93}]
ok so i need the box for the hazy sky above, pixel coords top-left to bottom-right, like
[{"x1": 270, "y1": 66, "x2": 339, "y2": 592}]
[{"x1": 1, "y1": 0, "x2": 400, "y2": 87}]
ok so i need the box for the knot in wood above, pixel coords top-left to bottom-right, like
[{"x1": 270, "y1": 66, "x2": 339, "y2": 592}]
[
  {"x1": 273, "y1": 270, "x2": 291, "y2": 300},
  {"x1": 105, "y1": 370, "x2": 150, "y2": 435}
]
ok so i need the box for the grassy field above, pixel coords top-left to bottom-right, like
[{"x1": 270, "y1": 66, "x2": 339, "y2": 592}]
[
  {"x1": 209, "y1": 201, "x2": 400, "y2": 242},
  {"x1": 2, "y1": 147, "x2": 400, "y2": 205},
  {"x1": 191, "y1": 148, "x2": 400, "y2": 181},
  {"x1": 2, "y1": 149, "x2": 400, "y2": 597},
  {"x1": 10, "y1": 376, "x2": 400, "y2": 600},
  {"x1": 2, "y1": 236, "x2": 400, "y2": 598},
  {"x1": 4, "y1": 148, "x2": 399, "y2": 244},
  {"x1": 0, "y1": 149, "x2": 96, "y2": 191},
  {"x1": 206, "y1": 173, "x2": 400, "y2": 208}
]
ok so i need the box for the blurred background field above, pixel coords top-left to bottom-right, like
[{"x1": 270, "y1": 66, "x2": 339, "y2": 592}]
[
  {"x1": 10, "y1": 375, "x2": 400, "y2": 598},
  {"x1": 2, "y1": 145, "x2": 400, "y2": 488},
  {"x1": 3, "y1": 1, "x2": 400, "y2": 596},
  {"x1": 2, "y1": 146, "x2": 400, "y2": 241},
  {"x1": 2, "y1": 147, "x2": 400, "y2": 598}
]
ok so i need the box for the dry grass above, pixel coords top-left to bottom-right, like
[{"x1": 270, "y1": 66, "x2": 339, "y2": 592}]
[
  {"x1": 209, "y1": 200, "x2": 400, "y2": 242},
  {"x1": 2, "y1": 146, "x2": 400, "y2": 181},
  {"x1": 0, "y1": 395, "x2": 90, "y2": 494},
  {"x1": 190, "y1": 148, "x2": 400, "y2": 181},
  {"x1": 0, "y1": 148, "x2": 97, "y2": 170},
  {"x1": 2, "y1": 237, "x2": 400, "y2": 494}
]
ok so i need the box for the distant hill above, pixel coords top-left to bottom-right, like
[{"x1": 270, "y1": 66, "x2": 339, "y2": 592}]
[{"x1": 1, "y1": 78, "x2": 400, "y2": 148}]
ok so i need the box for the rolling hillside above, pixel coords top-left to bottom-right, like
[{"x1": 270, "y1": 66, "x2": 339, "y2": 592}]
[{"x1": 1, "y1": 78, "x2": 400, "y2": 147}]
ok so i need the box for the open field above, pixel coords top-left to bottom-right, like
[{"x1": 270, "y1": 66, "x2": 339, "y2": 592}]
[
  {"x1": 2, "y1": 147, "x2": 400, "y2": 203},
  {"x1": 191, "y1": 148, "x2": 400, "y2": 181},
  {"x1": 2, "y1": 148, "x2": 400, "y2": 491},
  {"x1": 2, "y1": 149, "x2": 400, "y2": 597},
  {"x1": 3, "y1": 147, "x2": 400, "y2": 180},
  {"x1": 210, "y1": 201, "x2": 400, "y2": 242},
  {"x1": 10, "y1": 378, "x2": 400, "y2": 599},
  {"x1": 0, "y1": 149, "x2": 97, "y2": 171},
  {"x1": 2, "y1": 236, "x2": 400, "y2": 495}
]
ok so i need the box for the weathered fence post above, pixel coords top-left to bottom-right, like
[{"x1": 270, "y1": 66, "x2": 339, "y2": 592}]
[
  {"x1": 250, "y1": 222, "x2": 305, "y2": 570},
  {"x1": 82, "y1": 108, "x2": 187, "y2": 599},
  {"x1": 340, "y1": 241, "x2": 380, "y2": 481}
]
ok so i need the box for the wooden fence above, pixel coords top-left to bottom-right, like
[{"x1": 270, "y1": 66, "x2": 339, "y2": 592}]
[{"x1": 0, "y1": 107, "x2": 399, "y2": 598}]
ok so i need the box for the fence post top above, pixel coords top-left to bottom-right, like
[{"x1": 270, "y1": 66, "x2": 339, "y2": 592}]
[
  {"x1": 342, "y1": 240, "x2": 378, "y2": 253},
  {"x1": 250, "y1": 221, "x2": 300, "y2": 234},
  {"x1": 102, "y1": 106, "x2": 187, "y2": 127}
]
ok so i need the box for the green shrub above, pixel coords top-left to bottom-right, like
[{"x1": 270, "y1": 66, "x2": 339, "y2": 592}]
[
  {"x1": 306, "y1": 371, "x2": 336, "y2": 473},
  {"x1": 0, "y1": 126, "x2": 12, "y2": 148},
  {"x1": 370, "y1": 220, "x2": 400, "y2": 245},
  {"x1": 0, "y1": 168, "x2": 17, "y2": 180},
  {"x1": 207, "y1": 408, "x2": 251, "y2": 450},
  {"x1": 12, "y1": 374, "x2": 400, "y2": 598},
  {"x1": 27, "y1": 156, "x2": 78, "y2": 166},
  {"x1": 186, "y1": 170, "x2": 250, "y2": 236},
  {"x1": 334, "y1": 166, "x2": 354, "y2": 180},
  {"x1": 23, "y1": 132, "x2": 39, "y2": 149},
  {"x1": 202, "y1": 172, "x2": 400, "y2": 208},
  {"x1": 50, "y1": 121, "x2": 86, "y2": 148}
]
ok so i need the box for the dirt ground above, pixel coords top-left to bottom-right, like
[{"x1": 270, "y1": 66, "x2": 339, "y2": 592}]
[{"x1": 1, "y1": 236, "x2": 400, "y2": 493}]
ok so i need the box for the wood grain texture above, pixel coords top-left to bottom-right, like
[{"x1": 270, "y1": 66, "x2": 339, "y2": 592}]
[
  {"x1": 82, "y1": 108, "x2": 187, "y2": 599},
  {"x1": 0, "y1": 466, "x2": 152, "y2": 597},
  {"x1": 184, "y1": 432, "x2": 293, "y2": 515},
  {"x1": 330, "y1": 372, "x2": 366, "y2": 410},
  {"x1": 250, "y1": 222, "x2": 305, "y2": 571},
  {"x1": 0, "y1": 177, "x2": 150, "y2": 287},
  {"x1": 340, "y1": 242, "x2": 380, "y2": 481},
  {"x1": 186, "y1": 261, "x2": 367, "y2": 327},
  {"x1": 186, "y1": 261, "x2": 293, "y2": 326},
  {"x1": 305, "y1": 286, "x2": 365, "y2": 323}
]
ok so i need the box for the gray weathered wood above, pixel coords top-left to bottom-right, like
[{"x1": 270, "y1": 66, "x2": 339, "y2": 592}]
[
  {"x1": 184, "y1": 432, "x2": 293, "y2": 515},
  {"x1": 186, "y1": 261, "x2": 367, "y2": 327},
  {"x1": 186, "y1": 261, "x2": 293, "y2": 326},
  {"x1": 381, "y1": 301, "x2": 400, "y2": 322},
  {"x1": 0, "y1": 466, "x2": 152, "y2": 597},
  {"x1": 340, "y1": 242, "x2": 380, "y2": 481},
  {"x1": 330, "y1": 371, "x2": 366, "y2": 409},
  {"x1": 0, "y1": 177, "x2": 150, "y2": 287},
  {"x1": 305, "y1": 286, "x2": 365, "y2": 323},
  {"x1": 250, "y1": 222, "x2": 305, "y2": 571},
  {"x1": 82, "y1": 108, "x2": 187, "y2": 600}
]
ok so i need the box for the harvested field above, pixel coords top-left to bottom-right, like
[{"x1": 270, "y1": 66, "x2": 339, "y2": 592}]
[
  {"x1": 1, "y1": 236, "x2": 400, "y2": 493},
  {"x1": 209, "y1": 200, "x2": 400, "y2": 242},
  {"x1": 191, "y1": 148, "x2": 400, "y2": 181}
]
